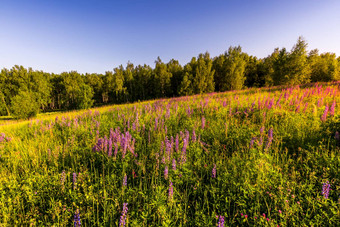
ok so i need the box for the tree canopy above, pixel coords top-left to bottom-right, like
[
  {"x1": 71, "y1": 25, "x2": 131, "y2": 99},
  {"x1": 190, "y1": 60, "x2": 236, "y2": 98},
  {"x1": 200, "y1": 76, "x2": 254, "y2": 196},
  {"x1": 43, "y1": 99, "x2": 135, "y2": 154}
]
[{"x1": 0, "y1": 36, "x2": 339, "y2": 119}]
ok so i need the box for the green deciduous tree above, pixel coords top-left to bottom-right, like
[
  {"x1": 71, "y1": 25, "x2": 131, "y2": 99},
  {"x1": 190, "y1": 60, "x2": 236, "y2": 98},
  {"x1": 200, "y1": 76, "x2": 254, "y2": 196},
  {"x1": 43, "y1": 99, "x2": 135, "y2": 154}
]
[
  {"x1": 213, "y1": 46, "x2": 248, "y2": 91},
  {"x1": 192, "y1": 52, "x2": 215, "y2": 94},
  {"x1": 153, "y1": 57, "x2": 173, "y2": 98},
  {"x1": 272, "y1": 37, "x2": 311, "y2": 85},
  {"x1": 11, "y1": 90, "x2": 40, "y2": 119},
  {"x1": 308, "y1": 49, "x2": 340, "y2": 82}
]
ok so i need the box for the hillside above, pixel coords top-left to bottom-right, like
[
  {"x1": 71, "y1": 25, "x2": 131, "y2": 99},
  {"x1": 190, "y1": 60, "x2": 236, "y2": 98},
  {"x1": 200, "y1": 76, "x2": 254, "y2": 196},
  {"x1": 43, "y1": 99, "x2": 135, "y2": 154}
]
[{"x1": 0, "y1": 82, "x2": 339, "y2": 226}]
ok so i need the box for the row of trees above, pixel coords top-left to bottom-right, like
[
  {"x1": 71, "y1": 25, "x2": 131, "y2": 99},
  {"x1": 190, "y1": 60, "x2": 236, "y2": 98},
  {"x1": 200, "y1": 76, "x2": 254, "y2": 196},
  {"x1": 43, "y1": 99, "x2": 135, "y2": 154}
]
[{"x1": 1, "y1": 37, "x2": 339, "y2": 118}]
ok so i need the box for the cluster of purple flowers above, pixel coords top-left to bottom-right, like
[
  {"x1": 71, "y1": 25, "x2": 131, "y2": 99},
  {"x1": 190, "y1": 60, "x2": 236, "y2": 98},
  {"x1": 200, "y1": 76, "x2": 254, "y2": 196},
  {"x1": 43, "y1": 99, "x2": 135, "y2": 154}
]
[
  {"x1": 201, "y1": 116, "x2": 206, "y2": 129},
  {"x1": 172, "y1": 159, "x2": 176, "y2": 171},
  {"x1": 92, "y1": 128, "x2": 136, "y2": 159},
  {"x1": 73, "y1": 173, "x2": 77, "y2": 190},
  {"x1": 329, "y1": 100, "x2": 336, "y2": 116},
  {"x1": 123, "y1": 174, "x2": 127, "y2": 187},
  {"x1": 321, "y1": 105, "x2": 329, "y2": 122},
  {"x1": 322, "y1": 181, "x2": 331, "y2": 199},
  {"x1": 212, "y1": 164, "x2": 216, "y2": 178},
  {"x1": 119, "y1": 203, "x2": 128, "y2": 227},
  {"x1": 265, "y1": 128, "x2": 273, "y2": 150},
  {"x1": 0, "y1": 133, "x2": 11, "y2": 143},
  {"x1": 249, "y1": 137, "x2": 256, "y2": 149},
  {"x1": 218, "y1": 215, "x2": 225, "y2": 227},
  {"x1": 164, "y1": 166, "x2": 168, "y2": 179},
  {"x1": 74, "y1": 210, "x2": 81, "y2": 227},
  {"x1": 61, "y1": 170, "x2": 66, "y2": 188},
  {"x1": 168, "y1": 181, "x2": 174, "y2": 201}
]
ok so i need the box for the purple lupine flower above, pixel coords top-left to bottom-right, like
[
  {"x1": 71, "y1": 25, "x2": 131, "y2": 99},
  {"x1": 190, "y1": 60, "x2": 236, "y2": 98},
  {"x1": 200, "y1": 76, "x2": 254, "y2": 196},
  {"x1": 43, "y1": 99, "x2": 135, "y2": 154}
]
[
  {"x1": 93, "y1": 138, "x2": 105, "y2": 152},
  {"x1": 321, "y1": 105, "x2": 329, "y2": 122},
  {"x1": 61, "y1": 170, "x2": 66, "y2": 185},
  {"x1": 335, "y1": 131, "x2": 339, "y2": 141},
  {"x1": 172, "y1": 159, "x2": 176, "y2": 171},
  {"x1": 123, "y1": 174, "x2": 127, "y2": 187},
  {"x1": 104, "y1": 136, "x2": 108, "y2": 153},
  {"x1": 0, "y1": 133, "x2": 5, "y2": 143},
  {"x1": 218, "y1": 215, "x2": 225, "y2": 227},
  {"x1": 303, "y1": 102, "x2": 309, "y2": 113},
  {"x1": 212, "y1": 164, "x2": 216, "y2": 178},
  {"x1": 119, "y1": 203, "x2": 128, "y2": 227},
  {"x1": 192, "y1": 129, "x2": 196, "y2": 142},
  {"x1": 330, "y1": 100, "x2": 336, "y2": 116},
  {"x1": 164, "y1": 166, "x2": 168, "y2": 179},
  {"x1": 268, "y1": 98, "x2": 274, "y2": 109},
  {"x1": 317, "y1": 98, "x2": 324, "y2": 107},
  {"x1": 74, "y1": 210, "x2": 81, "y2": 227},
  {"x1": 175, "y1": 134, "x2": 179, "y2": 152},
  {"x1": 108, "y1": 138, "x2": 113, "y2": 157},
  {"x1": 168, "y1": 181, "x2": 173, "y2": 201},
  {"x1": 260, "y1": 126, "x2": 264, "y2": 134},
  {"x1": 322, "y1": 181, "x2": 331, "y2": 199},
  {"x1": 295, "y1": 104, "x2": 300, "y2": 113},
  {"x1": 73, "y1": 173, "x2": 77, "y2": 190},
  {"x1": 201, "y1": 116, "x2": 206, "y2": 129},
  {"x1": 249, "y1": 137, "x2": 256, "y2": 149},
  {"x1": 268, "y1": 128, "x2": 273, "y2": 141},
  {"x1": 154, "y1": 117, "x2": 158, "y2": 131},
  {"x1": 181, "y1": 138, "x2": 188, "y2": 164}
]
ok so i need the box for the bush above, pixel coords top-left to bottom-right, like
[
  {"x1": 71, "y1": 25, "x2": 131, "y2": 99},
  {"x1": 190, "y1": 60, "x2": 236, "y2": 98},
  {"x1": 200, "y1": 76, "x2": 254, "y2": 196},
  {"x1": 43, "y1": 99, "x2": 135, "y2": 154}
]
[{"x1": 11, "y1": 90, "x2": 40, "y2": 119}]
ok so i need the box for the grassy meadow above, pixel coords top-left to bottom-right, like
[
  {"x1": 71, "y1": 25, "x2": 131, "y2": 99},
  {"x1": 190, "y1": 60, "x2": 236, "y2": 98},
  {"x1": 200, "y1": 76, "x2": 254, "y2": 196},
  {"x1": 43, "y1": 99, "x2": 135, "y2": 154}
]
[{"x1": 0, "y1": 82, "x2": 339, "y2": 226}]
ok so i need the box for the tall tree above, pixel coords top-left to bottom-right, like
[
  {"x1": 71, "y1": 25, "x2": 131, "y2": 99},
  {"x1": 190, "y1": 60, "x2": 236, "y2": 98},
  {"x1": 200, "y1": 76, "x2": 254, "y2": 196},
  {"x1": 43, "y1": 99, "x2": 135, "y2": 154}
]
[
  {"x1": 216, "y1": 46, "x2": 248, "y2": 91},
  {"x1": 153, "y1": 57, "x2": 172, "y2": 98},
  {"x1": 308, "y1": 49, "x2": 339, "y2": 82},
  {"x1": 272, "y1": 37, "x2": 311, "y2": 85},
  {"x1": 192, "y1": 52, "x2": 215, "y2": 94}
]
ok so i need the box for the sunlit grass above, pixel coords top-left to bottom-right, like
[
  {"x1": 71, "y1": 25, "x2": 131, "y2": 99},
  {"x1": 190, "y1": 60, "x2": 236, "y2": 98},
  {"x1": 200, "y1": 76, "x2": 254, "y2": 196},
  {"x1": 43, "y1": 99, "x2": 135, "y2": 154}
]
[{"x1": 0, "y1": 82, "x2": 339, "y2": 226}]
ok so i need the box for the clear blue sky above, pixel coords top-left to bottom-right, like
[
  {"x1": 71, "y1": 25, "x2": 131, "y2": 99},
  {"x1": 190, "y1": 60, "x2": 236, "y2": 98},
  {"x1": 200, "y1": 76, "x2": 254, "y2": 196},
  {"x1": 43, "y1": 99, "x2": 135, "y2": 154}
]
[{"x1": 0, "y1": 0, "x2": 339, "y2": 74}]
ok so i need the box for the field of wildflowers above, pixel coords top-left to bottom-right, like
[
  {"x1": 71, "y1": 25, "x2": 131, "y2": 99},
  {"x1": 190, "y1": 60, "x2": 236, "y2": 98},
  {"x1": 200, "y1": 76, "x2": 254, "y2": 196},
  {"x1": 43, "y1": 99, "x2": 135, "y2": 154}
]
[{"x1": 0, "y1": 82, "x2": 339, "y2": 226}]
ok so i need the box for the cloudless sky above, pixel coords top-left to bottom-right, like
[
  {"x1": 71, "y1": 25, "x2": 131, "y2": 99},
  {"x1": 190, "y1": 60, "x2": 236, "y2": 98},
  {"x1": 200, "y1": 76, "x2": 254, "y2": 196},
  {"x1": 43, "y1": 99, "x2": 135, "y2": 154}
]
[{"x1": 0, "y1": 0, "x2": 339, "y2": 74}]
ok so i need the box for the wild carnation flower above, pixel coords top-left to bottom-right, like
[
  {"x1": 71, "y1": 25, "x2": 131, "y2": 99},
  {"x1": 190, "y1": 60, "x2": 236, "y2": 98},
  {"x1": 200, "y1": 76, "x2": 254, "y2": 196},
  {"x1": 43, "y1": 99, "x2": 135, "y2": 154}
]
[
  {"x1": 119, "y1": 203, "x2": 128, "y2": 227},
  {"x1": 322, "y1": 181, "x2": 331, "y2": 199}
]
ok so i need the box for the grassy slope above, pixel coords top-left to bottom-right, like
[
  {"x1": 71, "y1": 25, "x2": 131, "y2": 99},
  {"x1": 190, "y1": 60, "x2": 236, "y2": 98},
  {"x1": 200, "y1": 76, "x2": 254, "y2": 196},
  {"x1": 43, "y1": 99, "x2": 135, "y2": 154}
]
[{"x1": 0, "y1": 83, "x2": 339, "y2": 226}]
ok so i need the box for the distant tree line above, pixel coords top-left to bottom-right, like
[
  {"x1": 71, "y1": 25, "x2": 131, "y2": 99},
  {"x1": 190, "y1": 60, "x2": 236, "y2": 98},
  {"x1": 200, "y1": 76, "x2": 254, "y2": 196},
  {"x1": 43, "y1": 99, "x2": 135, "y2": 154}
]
[{"x1": 0, "y1": 37, "x2": 339, "y2": 119}]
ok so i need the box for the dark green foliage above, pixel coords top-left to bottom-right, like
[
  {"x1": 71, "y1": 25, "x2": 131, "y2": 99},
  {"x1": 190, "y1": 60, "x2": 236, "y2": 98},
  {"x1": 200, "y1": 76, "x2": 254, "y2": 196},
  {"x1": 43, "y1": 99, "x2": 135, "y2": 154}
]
[
  {"x1": 213, "y1": 46, "x2": 248, "y2": 91},
  {"x1": 309, "y1": 50, "x2": 340, "y2": 82},
  {"x1": 272, "y1": 37, "x2": 311, "y2": 85},
  {"x1": 11, "y1": 90, "x2": 40, "y2": 119},
  {"x1": 0, "y1": 36, "x2": 339, "y2": 119}
]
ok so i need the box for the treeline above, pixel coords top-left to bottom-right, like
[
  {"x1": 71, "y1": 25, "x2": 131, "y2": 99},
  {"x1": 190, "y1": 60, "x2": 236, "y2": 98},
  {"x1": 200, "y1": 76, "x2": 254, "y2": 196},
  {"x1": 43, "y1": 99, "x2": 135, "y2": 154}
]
[{"x1": 1, "y1": 37, "x2": 339, "y2": 118}]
